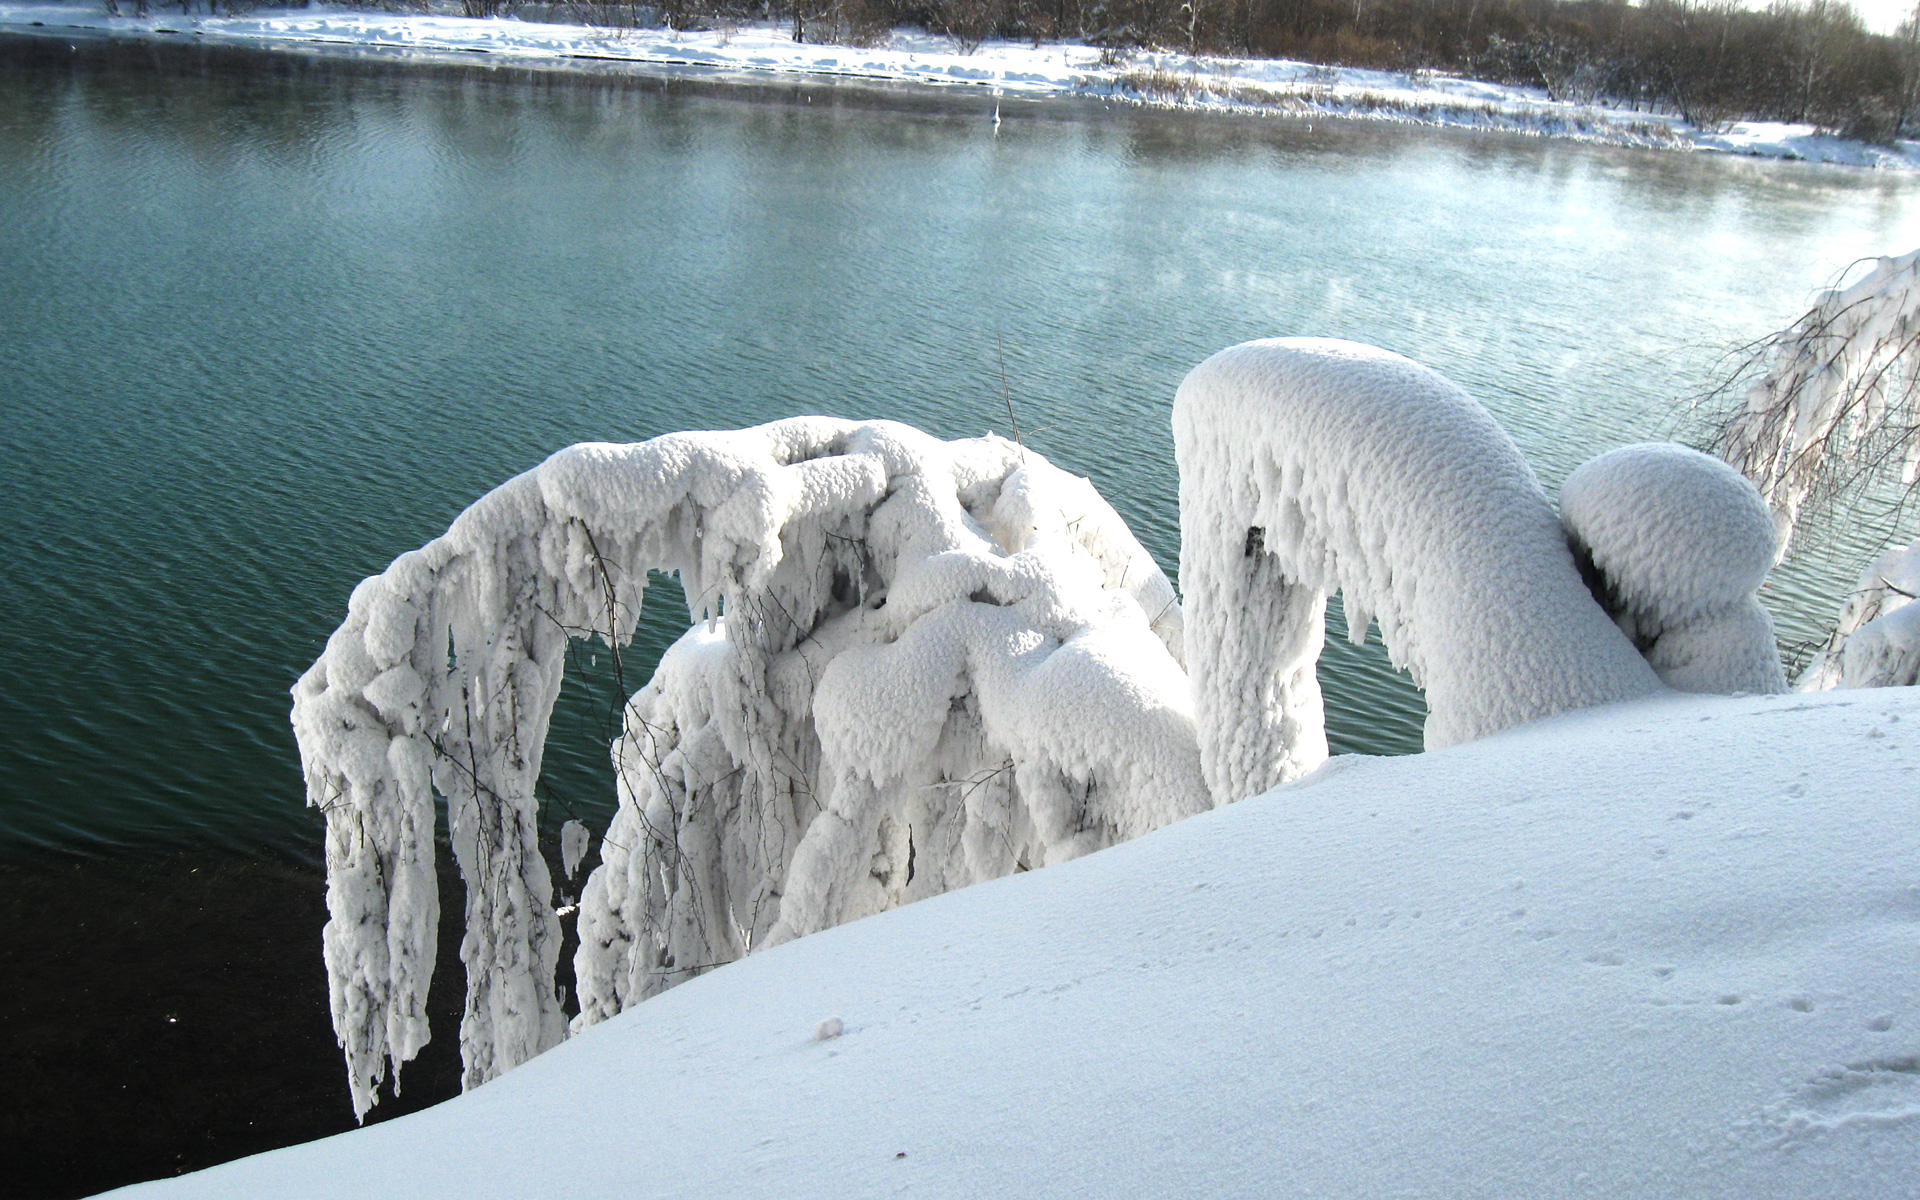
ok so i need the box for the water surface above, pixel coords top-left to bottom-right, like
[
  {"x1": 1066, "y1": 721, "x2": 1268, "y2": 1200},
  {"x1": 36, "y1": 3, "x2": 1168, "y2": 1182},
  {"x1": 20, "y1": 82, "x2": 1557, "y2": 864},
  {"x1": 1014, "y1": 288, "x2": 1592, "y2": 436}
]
[{"x1": 4, "y1": 33, "x2": 1917, "y2": 859}]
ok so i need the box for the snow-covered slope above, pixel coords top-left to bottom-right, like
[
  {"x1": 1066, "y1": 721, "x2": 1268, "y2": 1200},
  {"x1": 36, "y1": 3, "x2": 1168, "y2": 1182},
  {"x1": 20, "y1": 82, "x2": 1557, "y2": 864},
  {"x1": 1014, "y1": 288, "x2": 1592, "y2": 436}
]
[
  {"x1": 4, "y1": 3, "x2": 1914, "y2": 169},
  {"x1": 116, "y1": 685, "x2": 1920, "y2": 1199}
]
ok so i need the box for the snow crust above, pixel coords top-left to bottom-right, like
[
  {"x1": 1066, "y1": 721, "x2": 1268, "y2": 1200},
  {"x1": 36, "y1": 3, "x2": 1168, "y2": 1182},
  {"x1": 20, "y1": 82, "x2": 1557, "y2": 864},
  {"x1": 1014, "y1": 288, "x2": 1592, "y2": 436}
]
[
  {"x1": 1173, "y1": 338, "x2": 1661, "y2": 802},
  {"x1": 291, "y1": 417, "x2": 1200, "y2": 1117},
  {"x1": 122, "y1": 686, "x2": 1920, "y2": 1200},
  {"x1": 1559, "y1": 442, "x2": 1786, "y2": 695},
  {"x1": 1802, "y1": 542, "x2": 1920, "y2": 690},
  {"x1": 3, "y1": 3, "x2": 1914, "y2": 169}
]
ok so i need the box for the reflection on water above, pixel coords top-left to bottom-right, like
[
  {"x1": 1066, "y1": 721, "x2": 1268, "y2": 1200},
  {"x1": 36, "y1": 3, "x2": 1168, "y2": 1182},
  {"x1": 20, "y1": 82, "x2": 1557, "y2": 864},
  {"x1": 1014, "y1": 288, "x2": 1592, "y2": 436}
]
[{"x1": 3, "y1": 32, "x2": 1918, "y2": 857}]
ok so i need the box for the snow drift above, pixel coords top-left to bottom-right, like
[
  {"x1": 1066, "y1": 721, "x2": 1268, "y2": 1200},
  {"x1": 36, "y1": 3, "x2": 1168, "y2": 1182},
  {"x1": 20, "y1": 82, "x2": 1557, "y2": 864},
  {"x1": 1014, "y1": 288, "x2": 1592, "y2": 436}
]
[
  {"x1": 290, "y1": 418, "x2": 1203, "y2": 1117},
  {"x1": 133, "y1": 685, "x2": 1920, "y2": 1200},
  {"x1": 1173, "y1": 338, "x2": 1665, "y2": 803}
]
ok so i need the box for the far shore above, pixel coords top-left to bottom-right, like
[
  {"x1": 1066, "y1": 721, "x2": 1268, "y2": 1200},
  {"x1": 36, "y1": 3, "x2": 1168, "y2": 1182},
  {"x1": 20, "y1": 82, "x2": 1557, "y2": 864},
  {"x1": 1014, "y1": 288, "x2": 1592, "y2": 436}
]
[{"x1": 4, "y1": 0, "x2": 1917, "y2": 170}]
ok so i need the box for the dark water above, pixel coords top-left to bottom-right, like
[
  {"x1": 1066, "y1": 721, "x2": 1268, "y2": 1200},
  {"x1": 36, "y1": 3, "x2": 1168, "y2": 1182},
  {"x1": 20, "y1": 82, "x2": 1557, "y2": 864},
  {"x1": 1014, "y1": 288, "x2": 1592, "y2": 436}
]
[
  {"x1": 5, "y1": 30, "x2": 1920, "y2": 1199},
  {"x1": 6, "y1": 36, "x2": 1917, "y2": 861}
]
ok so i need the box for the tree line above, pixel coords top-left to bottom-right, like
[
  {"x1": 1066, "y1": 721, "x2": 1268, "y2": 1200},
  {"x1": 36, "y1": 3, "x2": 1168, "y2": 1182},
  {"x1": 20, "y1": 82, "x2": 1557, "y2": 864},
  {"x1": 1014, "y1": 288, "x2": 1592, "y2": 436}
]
[
  {"x1": 652, "y1": 0, "x2": 1920, "y2": 141},
  {"x1": 106, "y1": 0, "x2": 1920, "y2": 141}
]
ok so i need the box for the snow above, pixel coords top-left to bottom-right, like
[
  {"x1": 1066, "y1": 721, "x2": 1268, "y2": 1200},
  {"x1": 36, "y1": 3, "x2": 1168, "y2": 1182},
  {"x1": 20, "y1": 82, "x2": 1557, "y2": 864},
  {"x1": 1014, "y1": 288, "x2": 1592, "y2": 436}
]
[
  {"x1": 1845, "y1": 602, "x2": 1920, "y2": 687},
  {"x1": 1173, "y1": 338, "x2": 1661, "y2": 803},
  {"x1": 1802, "y1": 542, "x2": 1920, "y2": 690},
  {"x1": 1559, "y1": 442, "x2": 1786, "y2": 696},
  {"x1": 292, "y1": 416, "x2": 1201, "y2": 1116},
  {"x1": 114, "y1": 684, "x2": 1920, "y2": 1200},
  {"x1": 4, "y1": 2, "x2": 1915, "y2": 169}
]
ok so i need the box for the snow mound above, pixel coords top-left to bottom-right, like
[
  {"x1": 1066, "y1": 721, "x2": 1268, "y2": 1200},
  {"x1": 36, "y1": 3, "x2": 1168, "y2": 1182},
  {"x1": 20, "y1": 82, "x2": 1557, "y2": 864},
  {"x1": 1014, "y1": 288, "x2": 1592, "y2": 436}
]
[
  {"x1": 291, "y1": 417, "x2": 1200, "y2": 1117},
  {"x1": 1173, "y1": 337, "x2": 1660, "y2": 802},
  {"x1": 1559, "y1": 442, "x2": 1786, "y2": 695},
  {"x1": 128, "y1": 686, "x2": 1920, "y2": 1200},
  {"x1": 1803, "y1": 542, "x2": 1920, "y2": 691}
]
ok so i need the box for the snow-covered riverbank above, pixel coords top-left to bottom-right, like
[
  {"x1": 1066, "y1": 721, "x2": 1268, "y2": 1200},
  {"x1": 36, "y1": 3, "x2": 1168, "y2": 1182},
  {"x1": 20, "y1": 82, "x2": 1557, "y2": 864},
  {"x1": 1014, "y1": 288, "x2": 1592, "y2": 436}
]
[
  {"x1": 113, "y1": 685, "x2": 1920, "y2": 1198},
  {"x1": 4, "y1": 1, "x2": 1916, "y2": 169}
]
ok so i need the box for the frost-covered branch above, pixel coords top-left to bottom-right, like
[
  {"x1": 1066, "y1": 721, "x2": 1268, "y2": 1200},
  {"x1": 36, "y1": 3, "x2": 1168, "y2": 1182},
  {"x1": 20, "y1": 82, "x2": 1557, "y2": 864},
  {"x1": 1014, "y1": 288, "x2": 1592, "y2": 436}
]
[
  {"x1": 292, "y1": 418, "x2": 1205, "y2": 1117},
  {"x1": 1712, "y1": 248, "x2": 1920, "y2": 554}
]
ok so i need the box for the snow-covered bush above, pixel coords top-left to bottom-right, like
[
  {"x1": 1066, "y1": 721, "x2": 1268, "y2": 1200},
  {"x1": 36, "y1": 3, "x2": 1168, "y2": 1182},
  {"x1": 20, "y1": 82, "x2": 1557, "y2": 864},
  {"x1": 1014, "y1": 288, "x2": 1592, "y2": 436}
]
[
  {"x1": 291, "y1": 418, "x2": 1204, "y2": 1118},
  {"x1": 1559, "y1": 442, "x2": 1786, "y2": 695},
  {"x1": 1799, "y1": 541, "x2": 1920, "y2": 690},
  {"x1": 1714, "y1": 247, "x2": 1920, "y2": 553},
  {"x1": 1172, "y1": 337, "x2": 1663, "y2": 805}
]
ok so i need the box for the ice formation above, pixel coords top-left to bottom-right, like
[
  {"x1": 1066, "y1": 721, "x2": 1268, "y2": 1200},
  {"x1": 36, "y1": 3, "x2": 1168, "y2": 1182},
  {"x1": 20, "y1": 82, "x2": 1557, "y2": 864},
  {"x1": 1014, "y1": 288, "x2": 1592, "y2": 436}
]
[
  {"x1": 1717, "y1": 247, "x2": 1920, "y2": 551},
  {"x1": 1558, "y1": 443, "x2": 1786, "y2": 695},
  {"x1": 291, "y1": 417, "x2": 1204, "y2": 1117},
  {"x1": 1799, "y1": 541, "x2": 1920, "y2": 690},
  {"x1": 1172, "y1": 338, "x2": 1664, "y2": 804},
  {"x1": 559, "y1": 819, "x2": 591, "y2": 881}
]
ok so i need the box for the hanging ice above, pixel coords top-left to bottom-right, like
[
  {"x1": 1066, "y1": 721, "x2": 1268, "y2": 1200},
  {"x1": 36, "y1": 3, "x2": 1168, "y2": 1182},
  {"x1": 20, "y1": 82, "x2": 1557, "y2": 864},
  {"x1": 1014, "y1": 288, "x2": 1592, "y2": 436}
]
[
  {"x1": 1558, "y1": 443, "x2": 1786, "y2": 695},
  {"x1": 560, "y1": 819, "x2": 591, "y2": 881},
  {"x1": 1173, "y1": 338, "x2": 1665, "y2": 804},
  {"x1": 291, "y1": 418, "x2": 1204, "y2": 1118}
]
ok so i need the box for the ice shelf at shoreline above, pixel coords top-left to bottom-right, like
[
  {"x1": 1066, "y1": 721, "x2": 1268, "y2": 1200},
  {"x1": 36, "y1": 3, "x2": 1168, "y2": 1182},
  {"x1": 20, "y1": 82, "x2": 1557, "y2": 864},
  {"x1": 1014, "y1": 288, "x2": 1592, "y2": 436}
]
[
  {"x1": 4, "y1": 1, "x2": 1915, "y2": 169},
  {"x1": 116, "y1": 685, "x2": 1920, "y2": 1199}
]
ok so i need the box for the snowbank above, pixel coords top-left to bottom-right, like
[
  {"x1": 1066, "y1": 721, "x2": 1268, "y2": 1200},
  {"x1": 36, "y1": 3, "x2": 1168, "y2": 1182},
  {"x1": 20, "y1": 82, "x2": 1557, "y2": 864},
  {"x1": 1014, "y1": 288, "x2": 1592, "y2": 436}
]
[
  {"x1": 4, "y1": 2, "x2": 1914, "y2": 169},
  {"x1": 115, "y1": 685, "x2": 1920, "y2": 1199}
]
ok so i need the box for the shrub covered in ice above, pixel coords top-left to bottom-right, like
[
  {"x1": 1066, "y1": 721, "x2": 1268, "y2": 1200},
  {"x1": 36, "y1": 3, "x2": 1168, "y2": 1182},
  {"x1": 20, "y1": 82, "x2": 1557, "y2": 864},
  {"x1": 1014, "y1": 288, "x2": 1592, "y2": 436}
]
[
  {"x1": 1715, "y1": 247, "x2": 1920, "y2": 552},
  {"x1": 1558, "y1": 442, "x2": 1786, "y2": 695},
  {"x1": 291, "y1": 417, "x2": 1204, "y2": 1118},
  {"x1": 1800, "y1": 541, "x2": 1920, "y2": 690},
  {"x1": 1842, "y1": 602, "x2": 1920, "y2": 687},
  {"x1": 1173, "y1": 337, "x2": 1663, "y2": 804}
]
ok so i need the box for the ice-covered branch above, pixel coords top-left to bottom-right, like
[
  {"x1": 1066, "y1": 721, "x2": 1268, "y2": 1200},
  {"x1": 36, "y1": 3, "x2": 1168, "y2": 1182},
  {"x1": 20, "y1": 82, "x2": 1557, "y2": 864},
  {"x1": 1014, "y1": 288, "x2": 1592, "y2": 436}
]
[
  {"x1": 1799, "y1": 541, "x2": 1920, "y2": 690},
  {"x1": 1174, "y1": 338, "x2": 1665, "y2": 803},
  {"x1": 1715, "y1": 248, "x2": 1920, "y2": 552},
  {"x1": 292, "y1": 418, "x2": 1203, "y2": 1117}
]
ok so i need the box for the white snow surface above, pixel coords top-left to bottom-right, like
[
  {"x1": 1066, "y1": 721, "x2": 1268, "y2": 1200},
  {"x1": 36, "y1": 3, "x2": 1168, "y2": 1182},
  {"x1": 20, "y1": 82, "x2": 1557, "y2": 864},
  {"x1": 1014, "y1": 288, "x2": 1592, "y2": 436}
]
[
  {"x1": 119, "y1": 685, "x2": 1920, "y2": 1200},
  {"x1": 1559, "y1": 442, "x2": 1786, "y2": 695},
  {"x1": 291, "y1": 416, "x2": 1200, "y2": 1117},
  {"x1": 1174, "y1": 338, "x2": 1661, "y2": 803},
  {"x1": 4, "y1": 2, "x2": 1915, "y2": 168}
]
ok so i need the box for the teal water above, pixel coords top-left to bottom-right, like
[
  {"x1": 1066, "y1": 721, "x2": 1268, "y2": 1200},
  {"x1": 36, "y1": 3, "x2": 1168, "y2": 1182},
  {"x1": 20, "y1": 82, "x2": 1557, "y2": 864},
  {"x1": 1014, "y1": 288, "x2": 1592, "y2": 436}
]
[{"x1": 4, "y1": 34, "x2": 1918, "y2": 859}]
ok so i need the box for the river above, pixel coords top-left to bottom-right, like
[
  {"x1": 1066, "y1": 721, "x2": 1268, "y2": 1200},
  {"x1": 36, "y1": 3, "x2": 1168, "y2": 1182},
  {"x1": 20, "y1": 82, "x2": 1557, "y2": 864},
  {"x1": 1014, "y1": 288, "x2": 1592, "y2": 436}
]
[{"x1": 2, "y1": 30, "x2": 1917, "y2": 1196}]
